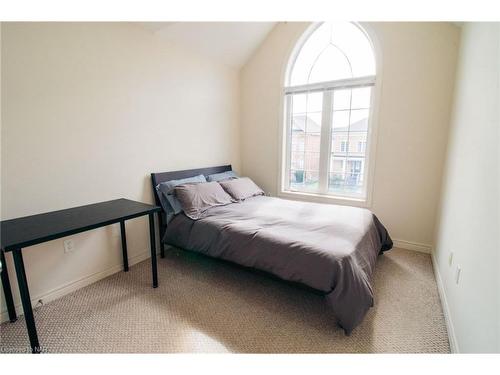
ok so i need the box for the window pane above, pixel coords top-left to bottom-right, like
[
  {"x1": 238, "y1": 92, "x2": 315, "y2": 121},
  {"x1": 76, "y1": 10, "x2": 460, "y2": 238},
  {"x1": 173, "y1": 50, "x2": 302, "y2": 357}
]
[
  {"x1": 292, "y1": 93, "x2": 307, "y2": 114},
  {"x1": 330, "y1": 22, "x2": 375, "y2": 79},
  {"x1": 328, "y1": 171, "x2": 364, "y2": 195},
  {"x1": 290, "y1": 169, "x2": 320, "y2": 192},
  {"x1": 330, "y1": 156, "x2": 346, "y2": 173},
  {"x1": 305, "y1": 112, "x2": 322, "y2": 135},
  {"x1": 351, "y1": 87, "x2": 372, "y2": 109},
  {"x1": 304, "y1": 170, "x2": 319, "y2": 190},
  {"x1": 291, "y1": 150, "x2": 320, "y2": 191},
  {"x1": 306, "y1": 92, "x2": 323, "y2": 112},
  {"x1": 292, "y1": 112, "x2": 321, "y2": 134},
  {"x1": 291, "y1": 126, "x2": 303, "y2": 141},
  {"x1": 333, "y1": 89, "x2": 352, "y2": 111},
  {"x1": 329, "y1": 172, "x2": 345, "y2": 192},
  {"x1": 308, "y1": 45, "x2": 353, "y2": 83},
  {"x1": 291, "y1": 152, "x2": 305, "y2": 170},
  {"x1": 328, "y1": 93, "x2": 370, "y2": 197},
  {"x1": 304, "y1": 152, "x2": 320, "y2": 171},
  {"x1": 289, "y1": 22, "x2": 375, "y2": 86},
  {"x1": 348, "y1": 132, "x2": 368, "y2": 157},
  {"x1": 290, "y1": 169, "x2": 305, "y2": 185},
  {"x1": 331, "y1": 110, "x2": 350, "y2": 131},
  {"x1": 331, "y1": 132, "x2": 348, "y2": 154},
  {"x1": 288, "y1": 91, "x2": 323, "y2": 193},
  {"x1": 291, "y1": 92, "x2": 323, "y2": 114},
  {"x1": 332, "y1": 87, "x2": 371, "y2": 112},
  {"x1": 350, "y1": 109, "x2": 369, "y2": 129},
  {"x1": 290, "y1": 24, "x2": 332, "y2": 86}
]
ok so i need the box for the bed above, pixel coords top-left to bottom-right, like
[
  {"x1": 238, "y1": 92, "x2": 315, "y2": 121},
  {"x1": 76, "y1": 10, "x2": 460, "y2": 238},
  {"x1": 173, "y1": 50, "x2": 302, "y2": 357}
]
[{"x1": 151, "y1": 165, "x2": 393, "y2": 334}]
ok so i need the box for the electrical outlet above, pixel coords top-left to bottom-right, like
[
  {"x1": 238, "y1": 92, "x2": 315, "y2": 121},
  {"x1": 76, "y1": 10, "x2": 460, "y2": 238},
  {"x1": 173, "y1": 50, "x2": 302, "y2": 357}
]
[
  {"x1": 63, "y1": 239, "x2": 75, "y2": 253},
  {"x1": 455, "y1": 266, "x2": 461, "y2": 284},
  {"x1": 448, "y1": 252, "x2": 454, "y2": 266}
]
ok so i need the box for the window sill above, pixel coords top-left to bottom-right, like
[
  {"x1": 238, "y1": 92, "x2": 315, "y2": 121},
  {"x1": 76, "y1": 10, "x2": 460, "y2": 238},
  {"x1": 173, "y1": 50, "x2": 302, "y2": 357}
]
[{"x1": 277, "y1": 190, "x2": 371, "y2": 208}]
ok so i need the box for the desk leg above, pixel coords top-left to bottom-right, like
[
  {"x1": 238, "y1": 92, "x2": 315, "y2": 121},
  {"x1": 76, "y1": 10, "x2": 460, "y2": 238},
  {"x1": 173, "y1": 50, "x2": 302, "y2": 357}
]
[
  {"x1": 158, "y1": 212, "x2": 165, "y2": 259},
  {"x1": 12, "y1": 249, "x2": 40, "y2": 354},
  {"x1": 1, "y1": 251, "x2": 17, "y2": 322},
  {"x1": 120, "y1": 221, "x2": 129, "y2": 272},
  {"x1": 149, "y1": 213, "x2": 158, "y2": 288}
]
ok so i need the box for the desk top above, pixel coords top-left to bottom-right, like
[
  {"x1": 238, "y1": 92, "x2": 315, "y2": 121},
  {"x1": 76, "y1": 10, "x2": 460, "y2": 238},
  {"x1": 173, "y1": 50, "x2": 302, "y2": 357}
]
[{"x1": 1, "y1": 198, "x2": 161, "y2": 251}]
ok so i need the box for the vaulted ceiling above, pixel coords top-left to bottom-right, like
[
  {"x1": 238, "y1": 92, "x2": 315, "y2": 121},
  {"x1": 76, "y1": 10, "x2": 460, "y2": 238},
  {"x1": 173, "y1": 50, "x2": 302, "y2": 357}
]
[{"x1": 136, "y1": 22, "x2": 277, "y2": 68}]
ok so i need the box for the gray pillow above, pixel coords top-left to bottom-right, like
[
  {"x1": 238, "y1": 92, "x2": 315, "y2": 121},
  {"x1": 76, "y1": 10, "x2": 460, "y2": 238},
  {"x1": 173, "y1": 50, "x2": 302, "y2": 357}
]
[
  {"x1": 156, "y1": 174, "x2": 207, "y2": 222},
  {"x1": 174, "y1": 181, "x2": 235, "y2": 220},
  {"x1": 219, "y1": 177, "x2": 264, "y2": 201},
  {"x1": 206, "y1": 170, "x2": 239, "y2": 182}
]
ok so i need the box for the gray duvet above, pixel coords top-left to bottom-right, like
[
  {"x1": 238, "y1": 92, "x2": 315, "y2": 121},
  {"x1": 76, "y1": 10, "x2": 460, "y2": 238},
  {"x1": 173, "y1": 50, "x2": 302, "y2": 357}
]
[{"x1": 163, "y1": 195, "x2": 392, "y2": 334}]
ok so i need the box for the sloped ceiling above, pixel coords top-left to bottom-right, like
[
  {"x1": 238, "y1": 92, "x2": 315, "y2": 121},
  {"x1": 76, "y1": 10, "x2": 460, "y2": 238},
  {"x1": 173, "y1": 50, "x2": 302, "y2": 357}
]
[{"x1": 137, "y1": 22, "x2": 276, "y2": 67}]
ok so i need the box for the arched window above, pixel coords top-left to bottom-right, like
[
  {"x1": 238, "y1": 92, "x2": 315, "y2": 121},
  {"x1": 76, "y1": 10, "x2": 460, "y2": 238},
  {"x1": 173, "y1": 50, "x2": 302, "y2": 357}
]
[{"x1": 282, "y1": 22, "x2": 378, "y2": 203}]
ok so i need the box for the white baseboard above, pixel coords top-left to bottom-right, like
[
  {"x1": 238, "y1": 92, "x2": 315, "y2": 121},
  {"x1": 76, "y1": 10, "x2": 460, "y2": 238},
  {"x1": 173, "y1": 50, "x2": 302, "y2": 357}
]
[
  {"x1": 1, "y1": 248, "x2": 153, "y2": 324},
  {"x1": 431, "y1": 252, "x2": 459, "y2": 353},
  {"x1": 392, "y1": 238, "x2": 432, "y2": 253}
]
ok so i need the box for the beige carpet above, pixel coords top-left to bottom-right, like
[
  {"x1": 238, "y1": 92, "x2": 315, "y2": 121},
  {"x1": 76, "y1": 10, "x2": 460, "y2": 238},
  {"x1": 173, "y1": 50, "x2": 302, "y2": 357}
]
[{"x1": 0, "y1": 247, "x2": 450, "y2": 353}]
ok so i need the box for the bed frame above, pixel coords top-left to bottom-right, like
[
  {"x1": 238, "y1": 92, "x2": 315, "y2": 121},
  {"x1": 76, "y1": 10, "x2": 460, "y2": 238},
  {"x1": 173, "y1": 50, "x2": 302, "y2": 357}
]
[{"x1": 150, "y1": 164, "x2": 232, "y2": 258}]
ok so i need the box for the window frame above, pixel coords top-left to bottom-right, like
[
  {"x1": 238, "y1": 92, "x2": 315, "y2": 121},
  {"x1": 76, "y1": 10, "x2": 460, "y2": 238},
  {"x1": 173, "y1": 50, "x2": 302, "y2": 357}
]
[{"x1": 278, "y1": 22, "x2": 382, "y2": 208}]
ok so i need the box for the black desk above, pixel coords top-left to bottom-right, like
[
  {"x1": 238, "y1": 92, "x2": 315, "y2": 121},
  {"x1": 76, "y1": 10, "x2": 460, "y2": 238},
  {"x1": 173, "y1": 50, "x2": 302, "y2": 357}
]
[{"x1": 0, "y1": 198, "x2": 162, "y2": 353}]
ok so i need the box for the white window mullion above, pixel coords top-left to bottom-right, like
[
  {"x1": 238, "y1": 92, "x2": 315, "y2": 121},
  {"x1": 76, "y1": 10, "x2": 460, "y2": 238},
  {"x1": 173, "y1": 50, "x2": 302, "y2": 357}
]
[
  {"x1": 318, "y1": 91, "x2": 333, "y2": 193},
  {"x1": 284, "y1": 94, "x2": 293, "y2": 191}
]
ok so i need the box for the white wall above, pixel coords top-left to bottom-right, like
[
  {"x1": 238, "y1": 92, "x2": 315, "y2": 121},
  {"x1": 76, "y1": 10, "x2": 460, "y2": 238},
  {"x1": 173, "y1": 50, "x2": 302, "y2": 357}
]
[
  {"x1": 1, "y1": 22, "x2": 240, "y2": 321},
  {"x1": 433, "y1": 23, "x2": 500, "y2": 353},
  {"x1": 240, "y1": 22, "x2": 460, "y2": 249}
]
